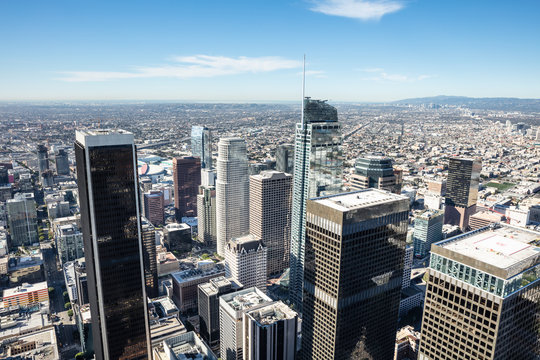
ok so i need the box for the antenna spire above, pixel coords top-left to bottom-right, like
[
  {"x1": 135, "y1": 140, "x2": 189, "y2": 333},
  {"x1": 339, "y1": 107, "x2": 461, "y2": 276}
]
[{"x1": 301, "y1": 54, "x2": 306, "y2": 128}]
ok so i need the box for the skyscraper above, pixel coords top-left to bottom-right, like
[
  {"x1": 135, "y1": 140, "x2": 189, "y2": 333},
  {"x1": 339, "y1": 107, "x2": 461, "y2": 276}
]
[
  {"x1": 289, "y1": 98, "x2": 343, "y2": 312},
  {"x1": 191, "y1": 125, "x2": 213, "y2": 169},
  {"x1": 143, "y1": 190, "x2": 164, "y2": 226},
  {"x1": 6, "y1": 193, "x2": 38, "y2": 248},
  {"x1": 275, "y1": 144, "x2": 294, "y2": 174},
  {"x1": 419, "y1": 224, "x2": 540, "y2": 360},
  {"x1": 216, "y1": 138, "x2": 249, "y2": 256},
  {"x1": 173, "y1": 156, "x2": 201, "y2": 219},
  {"x1": 249, "y1": 171, "x2": 292, "y2": 275},
  {"x1": 37, "y1": 144, "x2": 49, "y2": 175},
  {"x1": 141, "y1": 218, "x2": 158, "y2": 298},
  {"x1": 55, "y1": 148, "x2": 70, "y2": 175},
  {"x1": 224, "y1": 234, "x2": 267, "y2": 292},
  {"x1": 412, "y1": 209, "x2": 444, "y2": 258},
  {"x1": 302, "y1": 189, "x2": 409, "y2": 360},
  {"x1": 197, "y1": 184, "x2": 217, "y2": 246},
  {"x1": 350, "y1": 155, "x2": 402, "y2": 194},
  {"x1": 75, "y1": 129, "x2": 151, "y2": 360},
  {"x1": 444, "y1": 157, "x2": 482, "y2": 230}
]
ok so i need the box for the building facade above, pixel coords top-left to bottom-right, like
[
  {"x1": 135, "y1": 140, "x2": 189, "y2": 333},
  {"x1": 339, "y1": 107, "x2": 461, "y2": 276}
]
[
  {"x1": 141, "y1": 219, "x2": 158, "y2": 298},
  {"x1": 413, "y1": 209, "x2": 444, "y2": 258},
  {"x1": 7, "y1": 193, "x2": 38, "y2": 249},
  {"x1": 163, "y1": 223, "x2": 192, "y2": 255},
  {"x1": 275, "y1": 144, "x2": 294, "y2": 174},
  {"x1": 197, "y1": 185, "x2": 217, "y2": 247},
  {"x1": 444, "y1": 157, "x2": 482, "y2": 230},
  {"x1": 419, "y1": 224, "x2": 540, "y2": 360},
  {"x1": 224, "y1": 235, "x2": 267, "y2": 292},
  {"x1": 37, "y1": 144, "x2": 49, "y2": 176},
  {"x1": 216, "y1": 138, "x2": 250, "y2": 256},
  {"x1": 301, "y1": 189, "x2": 409, "y2": 360},
  {"x1": 249, "y1": 171, "x2": 292, "y2": 275},
  {"x1": 55, "y1": 224, "x2": 84, "y2": 265},
  {"x1": 143, "y1": 190, "x2": 164, "y2": 226},
  {"x1": 55, "y1": 148, "x2": 70, "y2": 175},
  {"x1": 350, "y1": 155, "x2": 402, "y2": 194},
  {"x1": 173, "y1": 156, "x2": 201, "y2": 219},
  {"x1": 191, "y1": 125, "x2": 213, "y2": 170},
  {"x1": 75, "y1": 129, "x2": 151, "y2": 360},
  {"x1": 289, "y1": 98, "x2": 343, "y2": 312}
]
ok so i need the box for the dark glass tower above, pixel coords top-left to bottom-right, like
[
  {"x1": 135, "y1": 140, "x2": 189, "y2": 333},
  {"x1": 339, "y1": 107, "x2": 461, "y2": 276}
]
[
  {"x1": 75, "y1": 129, "x2": 151, "y2": 360},
  {"x1": 191, "y1": 125, "x2": 212, "y2": 169},
  {"x1": 302, "y1": 189, "x2": 409, "y2": 360},
  {"x1": 173, "y1": 156, "x2": 201, "y2": 220},
  {"x1": 350, "y1": 155, "x2": 402, "y2": 194},
  {"x1": 55, "y1": 148, "x2": 70, "y2": 175}
]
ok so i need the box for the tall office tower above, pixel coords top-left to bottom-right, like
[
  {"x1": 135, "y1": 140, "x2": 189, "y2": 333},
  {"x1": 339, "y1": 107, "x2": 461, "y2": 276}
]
[
  {"x1": 249, "y1": 171, "x2": 292, "y2": 275},
  {"x1": 143, "y1": 190, "x2": 164, "y2": 225},
  {"x1": 6, "y1": 193, "x2": 38, "y2": 248},
  {"x1": 37, "y1": 144, "x2": 49, "y2": 175},
  {"x1": 275, "y1": 144, "x2": 294, "y2": 174},
  {"x1": 173, "y1": 156, "x2": 201, "y2": 219},
  {"x1": 191, "y1": 125, "x2": 213, "y2": 169},
  {"x1": 74, "y1": 129, "x2": 151, "y2": 360},
  {"x1": 197, "y1": 185, "x2": 217, "y2": 247},
  {"x1": 224, "y1": 234, "x2": 267, "y2": 292},
  {"x1": 412, "y1": 209, "x2": 444, "y2": 258},
  {"x1": 141, "y1": 218, "x2": 158, "y2": 298},
  {"x1": 302, "y1": 189, "x2": 409, "y2": 360},
  {"x1": 55, "y1": 148, "x2": 70, "y2": 175},
  {"x1": 402, "y1": 245, "x2": 413, "y2": 289},
  {"x1": 201, "y1": 168, "x2": 216, "y2": 187},
  {"x1": 243, "y1": 301, "x2": 298, "y2": 360},
  {"x1": 418, "y1": 224, "x2": 540, "y2": 360},
  {"x1": 216, "y1": 138, "x2": 249, "y2": 256},
  {"x1": 350, "y1": 155, "x2": 402, "y2": 194},
  {"x1": 219, "y1": 287, "x2": 273, "y2": 360},
  {"x1": 198, "y1": 276, "x2": 243, "y2": 351},
  {"x1": 0, "y1": 165, "x2": 9, "y2": 184},
  {"x1": 289, "y1": 98, "x2": 343, "y2": 312},
  {"x1": 444, "y1": 157, "x2": 482, "y2": 230}
]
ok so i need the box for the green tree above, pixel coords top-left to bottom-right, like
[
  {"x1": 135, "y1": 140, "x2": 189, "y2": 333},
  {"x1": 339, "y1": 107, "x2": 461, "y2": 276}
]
[
  {"x1": 75, "y1": 352, "x2": 85, "y2": 360},
  {"x1": 65, "y1": 302, "x2": 72, "y2": 310},
  {"x1": 67, "y1": 309, "x2": 74, "y2": 318},
  {"x1": 48, "y1": 287, "x2": 55, "y2": 294}
]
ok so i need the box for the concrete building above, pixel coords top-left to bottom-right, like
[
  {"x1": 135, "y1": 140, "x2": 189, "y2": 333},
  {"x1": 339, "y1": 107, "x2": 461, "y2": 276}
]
[
  {"x1": 173, "y1": 156, "x2": 201, "y2": 219},
  {"x1": 157, "y1": 250, "x2": 180, "y2": 276},
  {"x1": 412, "y1": 209, "x2": 444, "y2": 258},
  {"x1": 444, "y1": 157, "x2": 482, "y2": 230},
  {"x1": 219, "y1": 287, "x2": 272, "y2": 360},
  {"x1": 301, "y1": 189, "x2": 409, "y2": 360},
  {"x1": 155, "y1": 331, "x2": 217, "y2": 360},
  {"x1": 142, "y1": 219, "x2": 158, "y2": 298},
  {"x1": 469, "y1": 211, "x2": 504, "y2": 230},
  {"x1": 75, "y1": 129, "x2": 151, "y2": 359},
  {"x1": 275, "y1": 144, "x2": 294, "y2": 174},
  {"x1": 243, "y1": 301, "x2": 298, "y2": 360},
  {"x1": 224, "y1": 235, "x2": 267, "y2": 292},
  {"x1": 55, "y1": 148, "x2": 70, "y2": 175},
  {"x1": 144, "y1": 190, "x2": 165, "y2": 226},
  {"x1": 249, "y1": 171, "x2": 292, "y2": 275},
  {"x1": 2, "y1": 281, "x2": 49, "y2": 308},
  {"x1": 164, "y1": 223, "x2": 192, "y2": 255},
  {"x1": 55, "y1": 223, "x2": 84, "y2": 265},
  {"x1": 419, "y1": 224, "x2": 540, "y2": 360},
  {"x1": 171, "y1": 262, "x2": 225, "y2": 313},
  {"x1": 216, "y1": 138, "x2": 250, "y2": 256},
  {"x1": 6, "y1": 193, "x2": 38, "y2": 248},
  {"x1": 198, "y1": 276, "x2": 243, "y2": 350},
  {"x1": 394, "y1": 326, "x2": 420, "y2": 360},
  {"x1": 197, "y1": 185, "x2": 217, "y2": 247},
  {"x1": 289, "y1": 98, "x2": 343, "y2": 312},
  {"x1": 350, "y1": 155, "x2": 402, "y2": 194}
]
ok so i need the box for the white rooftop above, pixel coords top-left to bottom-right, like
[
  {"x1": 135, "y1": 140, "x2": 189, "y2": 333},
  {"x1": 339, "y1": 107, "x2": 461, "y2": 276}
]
[
  {"x1": 313, "y1": 189, "x2": 408, "y2": 212},
  {"x1": 75, "y1": 129, "x2": 134, "y2": 147},
  {"x1": 440, "y1": 225, "x2": 540, "y2": 274}
]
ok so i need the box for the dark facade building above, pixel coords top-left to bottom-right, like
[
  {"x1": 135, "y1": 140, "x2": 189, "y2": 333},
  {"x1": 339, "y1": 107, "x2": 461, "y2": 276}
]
[
  {"x1": 191, "y1": 126, "x2": 213, "y2": 169},
  {"x1": 75, "y1": 129, "x2": 151, "y2": 360},
  {"x1": 302, "y1": 189, "x2": 409, "y2": 360},
  {"x1": 275, "y1": 144, "x2": 294, "y2": 174},
  {"x1": 141, "y1": 218, "x2": 158, "y2": 298},
  {"x1": 143, "y1": 190, "x2": 164, "y2": 226},
  {"x1": 55, "y1": 148, "x2": 70, "y2": 175},
  {"x1": 444, "y1": 157, "x2": 482, "y2": 230},
  {"x1": 173, "y1": 157, "x2": 201, "y2": 219},
  {"x1": 419, "y1": 224, "x2": 540, "y2": 360},
  {"x1": 198, "y1": 276, "x2": 243, "y2": 351},
  {"x1": 163, "y1": 223, "x2": 192, "y2": 254},
  {"x1": 0, "y1": 165, "x2": 9, "y2": 184},
  {"x1": 37, "y1": 144, "x2": 49, "y2": 175},
  {"x1": 350, "y1": 155, "x2": 402, "y2": 194}
]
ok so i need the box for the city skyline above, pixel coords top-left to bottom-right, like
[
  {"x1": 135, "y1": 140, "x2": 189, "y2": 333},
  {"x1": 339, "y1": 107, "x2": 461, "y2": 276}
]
[{"x1": 2, "y1": 1, "x2": 540, "y2": 101}]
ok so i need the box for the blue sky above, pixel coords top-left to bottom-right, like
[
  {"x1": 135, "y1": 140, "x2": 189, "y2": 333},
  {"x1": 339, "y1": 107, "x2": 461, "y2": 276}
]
[{"x1": 1, "y1": 0, "x2": 540, "y2": 102}]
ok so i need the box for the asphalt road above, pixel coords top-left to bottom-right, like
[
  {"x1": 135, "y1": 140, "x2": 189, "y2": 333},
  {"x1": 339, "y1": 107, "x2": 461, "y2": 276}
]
[{"x1": 41, "y1": 240, "x2": 81, "y2": 359}]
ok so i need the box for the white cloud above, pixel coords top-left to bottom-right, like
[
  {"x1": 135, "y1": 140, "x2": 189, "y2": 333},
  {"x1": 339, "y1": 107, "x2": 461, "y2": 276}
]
[
  {"x1": 58, "y1": 55, "x2": 302, "y2": 82},
  {"x1": 310, "y1": 0, "x2": 405, "y2": 21},
  {"x1": 360, "y1": 68, "x2": 434, "y2": 82}
]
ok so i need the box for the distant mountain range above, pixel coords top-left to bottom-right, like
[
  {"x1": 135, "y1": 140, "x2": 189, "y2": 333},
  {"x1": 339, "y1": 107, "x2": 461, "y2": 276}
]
[{"x1": 392, "y1": 95, "x2": 540, "y2": 112}]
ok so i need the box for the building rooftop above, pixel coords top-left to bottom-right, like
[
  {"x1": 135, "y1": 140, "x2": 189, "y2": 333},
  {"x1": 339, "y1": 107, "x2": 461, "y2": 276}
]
[
  {"x1": 245, "y1": 301, "x2": 296, "y2": 326},
  {"x1": 165, "y1": 223, "x2": 191, "y2": 231},
  {"x1": 75, "y1": 129, "x2": 134, "y2": 147},
  {"x1": 436, "y1": 224, "x2": 540, "y2": 278},
  {"x1": 417, "y1": 209, "x2": 444, "y2": 220},
  {"x1": 312, "y1": 189, "x2": 408, "y2": 212},
  {"x1": 162, "y1": 331, "x2": 217, "y2": 360},
  {"x1": 222, "y1": 288, "x2": 271, "y2": 312},
  {"x1": 251, "y1": 170, "x2": 292, "y2": 181},
  {"x1": 171, "y1": 263, "x2": 224, "y2": 284},
  {"x1": 3, "y1": 281, "x2": 47, "y2": 298}
]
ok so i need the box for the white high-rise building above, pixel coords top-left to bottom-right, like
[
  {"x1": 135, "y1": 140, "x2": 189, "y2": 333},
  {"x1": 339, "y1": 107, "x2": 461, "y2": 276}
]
[
  {"x1": 224, "y1": 234, "x2": 267, "y2": 292},
  {"x1": 216, "y1": 138, "x2": 249, "y2": 256}
]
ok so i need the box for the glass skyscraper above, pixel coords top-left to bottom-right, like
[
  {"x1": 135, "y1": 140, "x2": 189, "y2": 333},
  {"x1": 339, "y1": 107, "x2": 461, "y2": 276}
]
[
  {"x1": 75, "y1": 129, "x2": 151, "y2": 360},
  {"x1": 191, "y1": 125, "x2": 213, "y2": 169},
  {"x1": 289, "y1": 98, "x2": 343, "y2": 312},
  {"x1": 412, "y1": 209, "x2": 444, "y2": 258}
]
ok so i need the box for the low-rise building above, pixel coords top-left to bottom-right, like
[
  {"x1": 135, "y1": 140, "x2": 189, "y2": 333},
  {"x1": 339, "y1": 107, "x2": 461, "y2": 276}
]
[
  {"x1": 2, "y1": 281, "x2": 48, "y2": 308},
  {"x1": 153, "y1": 331, "x2": 217, "y2": 360}
]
